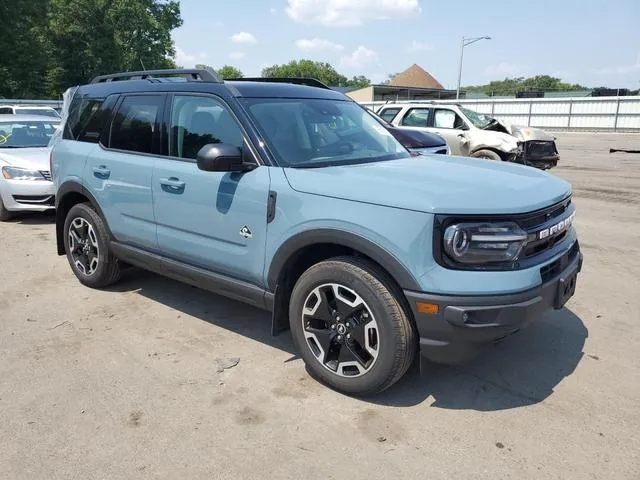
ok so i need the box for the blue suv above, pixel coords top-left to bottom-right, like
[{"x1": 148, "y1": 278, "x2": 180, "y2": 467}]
[{"x1": 51, "y1": 69, "x2": 582, "y2": 395}]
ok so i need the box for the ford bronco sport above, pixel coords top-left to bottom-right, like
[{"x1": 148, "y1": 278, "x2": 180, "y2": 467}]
[{"x1": 51, "y1": 69, "x2": 582, "y2": 396}]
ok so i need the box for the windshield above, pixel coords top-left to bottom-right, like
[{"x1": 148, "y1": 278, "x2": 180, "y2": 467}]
[
  {"x1": 0, "y1": 120, "x2": 60, "y2": 148},
  {"x1": 15, "y1": 108, "x2": 60, "y2": 118},
  {"x1": 460, "y1": 107, "x2": 495, "y2": 129},
  {"x1": 243, "y1": 98, "x2": 409, "y2": 168}
]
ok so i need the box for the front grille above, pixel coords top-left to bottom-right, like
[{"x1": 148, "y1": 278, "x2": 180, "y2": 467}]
[
  {"x1": 39, "y1": 170, "x2": 52, "y2": 181},
  {"x1": 517, "y1": 197, "x2": 571, "y2": 230},
  {"x1": 435, "y1": 148, "x2": 447, "y2": 155},
  {"x1": 540, "y1": 241, "x2": 579, "y2": 283},
  {"x1": 525, "y1": 141, "x2": 557, "y2": 157}
]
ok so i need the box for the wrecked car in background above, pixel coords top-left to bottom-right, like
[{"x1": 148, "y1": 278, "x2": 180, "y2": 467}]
[{"x1": 376, "y1": 102, "x2": 560, "y2": 169}]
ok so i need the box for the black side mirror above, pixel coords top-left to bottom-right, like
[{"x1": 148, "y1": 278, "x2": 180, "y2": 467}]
[{"x1": 196, "y1": 143, "x2": 256, "y2": 172}]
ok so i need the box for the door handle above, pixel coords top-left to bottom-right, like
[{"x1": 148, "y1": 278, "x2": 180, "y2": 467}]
[
  {"x1": 92, "y1": 165, "x2": 111, "y2": 179},
  {"x1": 159, "y1": 177, "x2": 186, "y2": 193}
]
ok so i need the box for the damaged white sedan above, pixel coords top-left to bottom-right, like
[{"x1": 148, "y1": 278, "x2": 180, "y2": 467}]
[{"x1": 376, "y1": 103, "x2": 559, "y2": 169}]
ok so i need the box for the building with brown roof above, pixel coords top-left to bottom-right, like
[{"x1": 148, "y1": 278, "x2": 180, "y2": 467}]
[{"x1": 344, "y1": 64, "x2": 457, "y2": 103}]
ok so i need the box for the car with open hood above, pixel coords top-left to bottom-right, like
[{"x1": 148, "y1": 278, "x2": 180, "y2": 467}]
[
  {"x1": 377, "y1": 102, "x2": 560, "y2": 169},
  {"x1": 51, "y1": 70, "x2": 581, "y2": 396},
  {"x1": 0, "y1": 115, "x2": 59, "y2": 220}
]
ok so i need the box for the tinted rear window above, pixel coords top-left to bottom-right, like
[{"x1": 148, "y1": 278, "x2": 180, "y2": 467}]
[
  {"x1": 65, "y1": 97, "x2": 105, "y2": 142},
  {"x1": 109, "y1": 95, "x2": 162, "y2": 154}
]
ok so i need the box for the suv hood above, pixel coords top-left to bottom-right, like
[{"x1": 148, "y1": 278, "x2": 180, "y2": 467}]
[
  {"x1": 284, "y1": 156, "x2": 571, "y2": 215},
  {"x1": 0, "y1": 147, "x2": 50, "y2": 170}
]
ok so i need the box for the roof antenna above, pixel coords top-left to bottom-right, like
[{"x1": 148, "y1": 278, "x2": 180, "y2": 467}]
[{"x1": 140, "y1": 58, "x2": 147, "y2": 71}]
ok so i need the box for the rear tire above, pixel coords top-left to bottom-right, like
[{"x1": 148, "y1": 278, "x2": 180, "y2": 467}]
[
  {"x1": 289, "y1": 257, "x2": 416, "y2": 396},
  {"x1": 471, "y1": 149, "x2": 502, "y2": 161},
  {"x1": 63, "y1": 203, "x2": 121, "y2": 288},
  {"x1": 0, "y1": 197, "x2": 14, "y2": 222}
]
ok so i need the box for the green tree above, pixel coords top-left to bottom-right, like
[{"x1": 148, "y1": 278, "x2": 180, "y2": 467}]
[
  {"x1": 46, "y1": 0, "x2": 182, "y2": 96},
  {"x1": 262, "y1": 60, "x2": 346, "y2": 86},
  {"x1": 346, "y1": 75, "x2": 371, "y2": 88},
  {"x1": 464, "y1": 75, "x2": 588, "y2": 96},
  {"x1": 0, "y1": 0, "x2": 50, "y2": 98},
  {"x1": 216, "y1": 65, "x2": 244, "y2": 79},
  {"x1": 194, "y1": 64, "x2": 244, "y2": 80}
]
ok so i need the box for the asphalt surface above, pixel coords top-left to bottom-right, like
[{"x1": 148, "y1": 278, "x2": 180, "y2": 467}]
[{"x1": 1, "y1": 133, "x2": 639, "y2": 479}]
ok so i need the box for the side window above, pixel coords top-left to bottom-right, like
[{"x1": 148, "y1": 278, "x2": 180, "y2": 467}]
[
  {"x1": 434, "y1": 109, "x2": 466, "y2": 130},
  {"x1": 401, "y1": 108, "x2": 431, "y2": 127},
  {"x1": 379, "y1": 107, "x2": 401, "y2": 123},
  {"x1": 109, "y1": 95, "x2": 162, "y2": 154},
  {"x1": 168, "y1": 95, "x2": 243, "y2": 160},
  {"x1": 0, "y1": 107, "x2": 12, "y2": 114},
  {"x1": 69, "y1": 99, "x2": 105, "y2": 142}
]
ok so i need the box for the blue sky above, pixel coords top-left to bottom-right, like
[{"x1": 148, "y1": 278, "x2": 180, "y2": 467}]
[{"x1": 172, "y1": 0, "x2": 640, "y2": 88}]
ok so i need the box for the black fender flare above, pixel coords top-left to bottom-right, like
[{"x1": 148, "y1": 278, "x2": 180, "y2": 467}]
[
  {"x1": 266, "y1": 228, "x2": 422, "y2": 292},
  {"x1": 55, "y1": 181, "x2": 110, "y2": 255}
]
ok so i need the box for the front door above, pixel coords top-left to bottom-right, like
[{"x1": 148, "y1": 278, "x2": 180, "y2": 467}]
[
  {"x1": 152, "y1": 94, "x2": 270, "y2": 286},
  {"x1": 430, "y1": 108, "x2": 471, "y2": 156}
]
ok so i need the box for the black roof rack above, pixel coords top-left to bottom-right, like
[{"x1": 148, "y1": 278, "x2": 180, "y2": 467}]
[
  {"x1": 90, "y1": 69, "x2": 222, "y2": 84},
  {"x1": 227, "y1": 77, "x2": 331, "y2": 90}
]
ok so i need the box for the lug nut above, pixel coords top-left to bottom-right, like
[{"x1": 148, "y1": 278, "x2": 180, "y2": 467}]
[
  {"x1": 336, "y1": 316, "x2": 341, "y2": 321},
  {"x1": 337, "y1": 335, "x2": 343, "y2": 341},
  {"x1": 346, "y1": 333, "x2": 351, "y2": 339},
  {"x1": 346, "y1": 322, "x2": 350, "y2": 328},
  {"x1": 331, "y1": 324, "x2": 336, "y2": 330}
]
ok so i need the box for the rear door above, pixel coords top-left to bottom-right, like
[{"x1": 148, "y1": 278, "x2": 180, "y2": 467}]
[
  {"x1": 151, "y1": 93, "x2": 270, "y2": 286},
  {"x1": 84, "y1": 94, "x2": 163, "y2": 249},
  {"x1": 398, "y1": 107, "x2": 434, "y2": 131}
]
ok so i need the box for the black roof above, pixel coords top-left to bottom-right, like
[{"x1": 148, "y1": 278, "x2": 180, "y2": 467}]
[{"x1": 79, "y1": 77, "x2": 348, "y2": 101}]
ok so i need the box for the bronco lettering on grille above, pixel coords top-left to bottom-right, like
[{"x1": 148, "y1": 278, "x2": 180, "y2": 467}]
[{"x1": 538, "y1": 212, "x2": 575, "y2": 240}]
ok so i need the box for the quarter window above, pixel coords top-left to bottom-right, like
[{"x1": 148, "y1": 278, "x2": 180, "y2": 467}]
[
  {"x1": 169, "y1": 95, "x2": 243, "y2": 160},
  {"x1": 401, "y1": 108, "x2": 431, "y2": 127},
  {"x1": 109, "y1": 95, "x2": 162, "y2": 154}
]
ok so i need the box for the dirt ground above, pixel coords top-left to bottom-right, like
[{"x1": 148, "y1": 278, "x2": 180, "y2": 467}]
[{"x1": 1, "y1": 133, "x2": 639, "y2": 480}]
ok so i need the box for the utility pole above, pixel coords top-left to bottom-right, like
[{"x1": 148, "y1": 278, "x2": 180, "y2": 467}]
[{"x1": 456, "y1": 36, "x2": 491, "y2": 99}]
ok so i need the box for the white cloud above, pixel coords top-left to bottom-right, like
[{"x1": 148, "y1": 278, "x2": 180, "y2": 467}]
[
  {"x1": 408, "y1": 40, "x2": 433, "y2": 52},
  {"x1": 593, "y1": 54, "x2": 640, "y2": 75},
  {"x1": 229, "y1": 52, "x2": 246, "y2": 60},
  {"x1": 175, "y1": 47, "x2": 207, "y2": 66},
  {"x1": 231, "y1": 32, "x2": 257, "y2": 44},
  {"x1": 286, "y1": 0, "x2": 420, "y2": 27},
  {"x1": 295, "y1": 38, "x2": 344, "y2": 52},
  {"x1": 270, "y1": 7, "x2": 277, "y2": 14},
  {"x1": 485, "y1": 62, "x2": 530, "y2": 77},
  {"x1": 340, "y1": 46, "x2": 379, "y2": 69}
]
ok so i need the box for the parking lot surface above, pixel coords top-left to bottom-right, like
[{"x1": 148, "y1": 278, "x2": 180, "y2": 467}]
[{"x1": 1, "y1": 133, "x2": 639, "y2": 480}]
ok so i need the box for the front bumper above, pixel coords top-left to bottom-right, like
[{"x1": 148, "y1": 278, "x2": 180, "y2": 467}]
[
  {"x1": 405, "y1": 244, "x2": 582, "y2": 364},
  {"x1": 0, "y1": 179, "x2": 55, "y2": 212}
]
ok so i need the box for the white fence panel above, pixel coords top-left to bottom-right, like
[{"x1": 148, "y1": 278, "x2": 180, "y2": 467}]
[{"x1": 360, "y1": 96, "x2": 640, "y2": 131}]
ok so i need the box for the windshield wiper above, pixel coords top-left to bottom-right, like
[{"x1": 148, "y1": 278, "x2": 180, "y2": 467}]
[{"x1": 0, "y1": 145, "x2": 24, "y2": 149}]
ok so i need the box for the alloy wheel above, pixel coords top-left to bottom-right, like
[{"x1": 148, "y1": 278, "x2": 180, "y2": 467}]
[
  {"x1": 68, "y1": 217, "x2": 99, "y2": 276},
  {"x1": 302, "y1": 283, "x2": 380, "y2": 377}
]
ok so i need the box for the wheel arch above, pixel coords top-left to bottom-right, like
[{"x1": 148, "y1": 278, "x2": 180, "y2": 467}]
[
  {"x1": 470, "y1": 146, "x2": 508, "y2": 160},
  {"x1": 55, "y1": 181, "x2": 110, "y2": 255},
  {"x1": 267, "y1": 229, "x2": 421, "y2": 335}
]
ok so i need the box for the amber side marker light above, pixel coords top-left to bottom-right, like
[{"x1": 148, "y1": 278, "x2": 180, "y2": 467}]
[{"x1": 416, "y1": 302, "x2": 439, "y2": 315}]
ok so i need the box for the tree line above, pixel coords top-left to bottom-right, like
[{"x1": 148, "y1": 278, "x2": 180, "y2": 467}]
[{"x1": 2, "y1": 1, "x2": 632, "y2": 99}]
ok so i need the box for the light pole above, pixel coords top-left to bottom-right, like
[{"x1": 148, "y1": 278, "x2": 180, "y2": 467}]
[{"x1": 456, "y1": 36, "x2": 491, "y2": 99}]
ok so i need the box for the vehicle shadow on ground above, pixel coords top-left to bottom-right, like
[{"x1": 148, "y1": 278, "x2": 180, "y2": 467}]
[
  {"x1": 372, "y1": 308, "x2": 587, "y2": 411},
  {"x1": 110, "y1": 269, "x2": 586, "y2": 412},
  {"x1": 9, "y1": 210, "x2": 56, "y2": 225},
  {"x1": 110, "y1": 269, "x2": 297, "y2": 356}
]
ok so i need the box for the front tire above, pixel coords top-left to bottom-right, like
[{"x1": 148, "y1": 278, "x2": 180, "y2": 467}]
[
  {"x1": 63, "y1": 203, "x2": 121, "y2": 288},
  {"x1": 289, "y1": 257, "x2": 416, "y2": 396},
  {"x1": 471, "y1": 149, "x2": 502, "y2": 161}
]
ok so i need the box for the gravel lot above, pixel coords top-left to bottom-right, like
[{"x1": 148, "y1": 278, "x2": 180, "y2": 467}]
[{"x1": 1, "y1": 133, "x2": 639, "y2": 480}]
